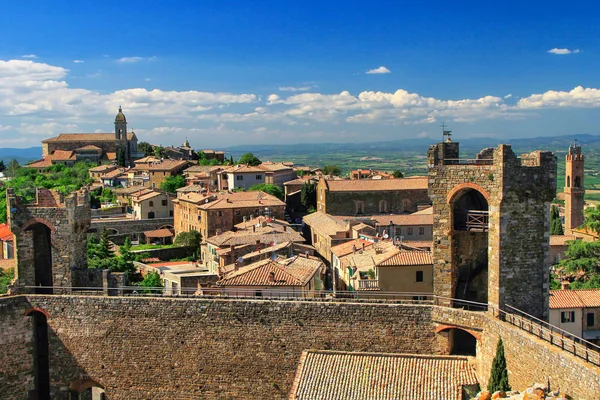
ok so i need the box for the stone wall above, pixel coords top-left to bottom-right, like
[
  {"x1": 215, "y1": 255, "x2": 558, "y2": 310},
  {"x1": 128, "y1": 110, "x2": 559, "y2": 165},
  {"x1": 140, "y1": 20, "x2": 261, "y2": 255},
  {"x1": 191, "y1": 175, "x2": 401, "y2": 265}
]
[
  {"x1": 89, "y1": 217, "x2": 174, "y2": 236},
  {"x1": 322, "y1": 188, "x2": 431, "y2": 215},
  {"x1": 1, "y1": 296, "x2": 599, "y2": 400},
  {"x1": 0, "y1": 295, "x2": 438, "y2": 400}
]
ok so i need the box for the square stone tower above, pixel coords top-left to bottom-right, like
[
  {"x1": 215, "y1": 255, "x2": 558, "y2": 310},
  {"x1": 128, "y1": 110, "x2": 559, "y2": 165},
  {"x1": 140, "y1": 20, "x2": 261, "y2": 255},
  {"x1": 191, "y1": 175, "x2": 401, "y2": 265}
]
[
  {"x1": 6, "y1": 187, "x2": 91, "y2": 293},
  {"x1": 564, "y1": 143, "x2": 584, "y2": 234},
  {"x1": 427, "y1": 141, "x2": 556, "y2": 319}
]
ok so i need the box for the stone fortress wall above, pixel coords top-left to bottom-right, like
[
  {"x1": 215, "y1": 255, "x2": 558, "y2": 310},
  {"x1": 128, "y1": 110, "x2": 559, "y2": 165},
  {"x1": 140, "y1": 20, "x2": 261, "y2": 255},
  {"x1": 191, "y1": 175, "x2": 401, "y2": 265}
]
[{"x1": 0, "y1": 295, "x2": 599, "y2": 400}]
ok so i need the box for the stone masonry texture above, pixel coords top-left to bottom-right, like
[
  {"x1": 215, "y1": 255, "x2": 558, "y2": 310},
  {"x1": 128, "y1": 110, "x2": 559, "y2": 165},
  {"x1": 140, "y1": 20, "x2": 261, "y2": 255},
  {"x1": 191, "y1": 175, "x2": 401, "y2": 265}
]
[
  {"x1": 428, "y1": 142, "x2": 556, "y2": 319},
  {"x1": 1, "y1": 295, "x2": 599, "y2": 400}
]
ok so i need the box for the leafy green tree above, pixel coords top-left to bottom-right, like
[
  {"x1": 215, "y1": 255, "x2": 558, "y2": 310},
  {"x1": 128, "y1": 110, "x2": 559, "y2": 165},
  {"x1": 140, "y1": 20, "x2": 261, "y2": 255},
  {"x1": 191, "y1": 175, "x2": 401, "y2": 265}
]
[
  {"x1": 174, "y1": 230, "x2": 202, "y2": 248},
  {"x1": 0, "y1": 160, "x2": 5, "y2": 173},
  {"x1": 550, "y1": 205, "x2": 564, "y2": 235},
  {"x1": 581, "y1": 204, "x2": 600, "y2": 235},
  {"x1": 138, "y1": 271, "x2": 164, "y2": 294},
  {"x1": 488, "y1": 338, "x2": 511, "y2": 392},
  {"x1": 0, "y1": 268, "x2": 15, "y2": 294},
  {"x1": 6, "y1": 159, "x2": 19, "y2": 177},
  {"x1": 301, "y1": 181, "x2": 317, "y2": 210},
  {"x1": 160, "y1": 175, "x2": 186, "y2": 193},
  {"x1": 392, "y1": 170, "x2": 404, "y2": 178},
  {"x1": 153, "y1": 146, "x2": 167, "y2": 159},
  {"x1": 322, "y1": 165, "x2": 341, "y2": 176},
  {"x1": 248, "y1": 184, "x2": 284, "y2": 200},
  {"x1": 558, "y1": 240, "x2": 600, "y2": 287},
  {"x1": 238, "y1": 152, "x2": 261, "y2": 166},
  {"x1": 197, "y1": 151, "x2": 207, "y2": 161},
  {"x1": 138, "y1": 141, "x2": 153, "y2": 156}
]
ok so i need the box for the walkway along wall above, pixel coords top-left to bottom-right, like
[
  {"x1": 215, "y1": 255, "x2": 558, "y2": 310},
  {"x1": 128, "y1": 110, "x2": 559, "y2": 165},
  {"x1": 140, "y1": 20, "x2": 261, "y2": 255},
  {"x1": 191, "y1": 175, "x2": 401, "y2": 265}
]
[{"x1": 0, "y1": 296, "x2": 598, "y2": 400}]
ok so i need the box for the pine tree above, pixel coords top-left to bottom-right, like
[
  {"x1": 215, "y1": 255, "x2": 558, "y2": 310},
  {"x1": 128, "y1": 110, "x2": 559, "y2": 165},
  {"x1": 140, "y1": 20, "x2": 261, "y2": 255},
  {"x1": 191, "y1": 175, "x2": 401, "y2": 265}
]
[
  {"x1": 488, "y1": 338, "x2": 511, "y2": 392},
  {"x1": 550, "y1": 205, "x2": 564, "y2": 235}
]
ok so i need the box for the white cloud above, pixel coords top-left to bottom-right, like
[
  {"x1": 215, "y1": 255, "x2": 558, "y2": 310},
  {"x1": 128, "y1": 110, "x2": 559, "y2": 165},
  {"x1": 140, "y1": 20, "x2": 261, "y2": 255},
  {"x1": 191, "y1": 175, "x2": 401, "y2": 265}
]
[
  {"x1": 548, "y1": 48, "x2": 580, "y2": 55},
  {"x1": 517, "y1": 86, "x2": 600, "y2": 109},
  {"x1": 73, "y1": 60, "x2": 84, "y2": 63},
  {"x1": 504, "y1": 94, "x2": 512, "y2": 99},
  {"x1": 117, "y1": 56, "x2": 156, "y2": 63},
  {"x1": 21, "y1": 54, "x2": 37, "y2": 59},
  {"x1": 366, "y1": 66, "x2": 391, "y2": 74},
  {"x1": 278, "y1": 86, "x2": 312, "y2": 92}
]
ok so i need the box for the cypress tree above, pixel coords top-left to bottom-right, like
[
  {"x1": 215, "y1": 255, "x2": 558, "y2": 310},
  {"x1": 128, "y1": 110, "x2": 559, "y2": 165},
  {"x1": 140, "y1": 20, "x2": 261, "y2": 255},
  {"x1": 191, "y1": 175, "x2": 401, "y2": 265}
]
[
  {"x1": 550, "y1": 205, "x2": 564, "y2": 235},
  {"x1": 488, "y1": 338, "x2": 511, "y2": 392}
]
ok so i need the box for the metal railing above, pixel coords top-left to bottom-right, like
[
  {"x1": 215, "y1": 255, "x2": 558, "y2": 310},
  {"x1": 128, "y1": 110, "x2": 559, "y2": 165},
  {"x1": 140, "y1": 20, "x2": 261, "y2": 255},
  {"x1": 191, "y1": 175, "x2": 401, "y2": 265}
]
[{"x1": 499, "y1": 304, "x2": 600, "y2": 367}]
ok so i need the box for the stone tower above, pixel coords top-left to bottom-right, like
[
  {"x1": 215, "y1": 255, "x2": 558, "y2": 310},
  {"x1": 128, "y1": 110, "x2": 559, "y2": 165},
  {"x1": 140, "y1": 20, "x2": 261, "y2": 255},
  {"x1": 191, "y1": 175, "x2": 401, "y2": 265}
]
[
  {"x1": 114, "y1": 106, "x2": 129, "y2": 165},
  {"x1": 564, "y1": 143, "x2": 584, "y2": 234},
  {"x1": 428, "y1": 141, "x2": 556, "y2": 319},
  {"x1": 6, "y1": 187, "x2": 91, "y2": 293}
]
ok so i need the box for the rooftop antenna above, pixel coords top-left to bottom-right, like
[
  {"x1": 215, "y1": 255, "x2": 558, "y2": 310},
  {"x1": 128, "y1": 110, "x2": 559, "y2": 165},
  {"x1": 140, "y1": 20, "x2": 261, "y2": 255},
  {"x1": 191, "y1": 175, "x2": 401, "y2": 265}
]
[{"x1": 440, "y1": 122, "x2": 452, "y2": 142}]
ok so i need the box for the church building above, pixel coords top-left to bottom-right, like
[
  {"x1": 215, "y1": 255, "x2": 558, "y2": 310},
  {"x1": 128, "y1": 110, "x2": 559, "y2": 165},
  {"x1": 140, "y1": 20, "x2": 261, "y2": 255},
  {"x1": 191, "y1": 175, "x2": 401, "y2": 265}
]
[{"x1": 38, "y1": 107, "x2": 142, "y2": 167}]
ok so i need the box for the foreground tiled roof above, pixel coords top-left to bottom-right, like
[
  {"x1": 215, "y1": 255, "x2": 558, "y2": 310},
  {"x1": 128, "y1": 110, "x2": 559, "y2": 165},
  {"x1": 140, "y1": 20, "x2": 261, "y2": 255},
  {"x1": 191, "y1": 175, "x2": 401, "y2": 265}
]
[
  {"x1": 0, "y1": 223, "x2": 13, "y2": 241},
  {"x1": 550, "y1": 289, "x2": 600, "y2": 309},
  {"x1": 290, "y1": 350, "x2": 478, "y2": 400},
  {"x1": 217, "y1": 256, "x2": 323, "y2": 287},
  {"x1": 207, "y1": 226, "x2": 304, "y2": 247},
  {"x1": 324, "y1": 178, "x2": 428, "y2": 192},
  {"x1": 377, "y1": 250, "x2": 433, "y2": 266},
  {"x1": 42, "y1": 133, "x2": 135, "y2": 142}
]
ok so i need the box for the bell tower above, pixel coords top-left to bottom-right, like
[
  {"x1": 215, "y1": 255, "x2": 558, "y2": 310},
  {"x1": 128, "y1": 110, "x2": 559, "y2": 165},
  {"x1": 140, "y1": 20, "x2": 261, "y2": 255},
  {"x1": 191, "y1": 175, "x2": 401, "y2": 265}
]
[
  {"x1": 565, "y1": 142, "x2": 585, "y2": 234},
  {"x1": 114, "y1": 106, "x2": 128, "y2": 165}
]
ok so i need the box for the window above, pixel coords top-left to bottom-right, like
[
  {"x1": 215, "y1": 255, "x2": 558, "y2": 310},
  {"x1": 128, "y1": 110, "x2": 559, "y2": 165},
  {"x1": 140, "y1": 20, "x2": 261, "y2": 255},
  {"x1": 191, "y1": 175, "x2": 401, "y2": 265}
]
[
  {"x1": 561, "y1": 311, "x2": 576, "y2": 323},
  {"x1": 218, "y1": 211, "x2": 223, "y2": 217},
  {"x1": 237, "y1": 175, "x2": 244, "y2": 181},
  {"x1": 149, "y1": 201, "x2": 154, "y2": 207},
  {"x1": 416, "y1": 270, "x2": 424, "y2": 282},
  {"x1": 588, "y1": 312, "x2": 595, "y2": 327},
  {"x1": 379, "y1": 200, "x2": 388, "y2": 213},
  {"x1": 402, "y1": 199, "x2": 410, "y2": 212},
  {"x1": 162, "y1": 200, "x2": 167, "y2": 206},
  {"x1": 148, "y1": 211, "x2": 155, "y2": 219},
  {"x1": 256, "y1": 175, "x2": 262, "y2": 180},
  {"x1": 152, "y1": 183, "x2": 156, "y2": 188},
  {"x1": 313, "y1": 233, "x2": 318, "y2": 243},
  {"x1": 169, "y1": 210, "x2": 173, "y2": 217},
  {"x1": 407, "y1": 227, "x2": 413, "y2": 236},
  {"x1": 235, "y1": 210, "x2": 241, "y2": 216},
  {"x1": 356, "y1": 201, "x2": 364, "y2": 215},
  {"x1": 419, "y1": 227, "x2": 425, "y2": 235}
]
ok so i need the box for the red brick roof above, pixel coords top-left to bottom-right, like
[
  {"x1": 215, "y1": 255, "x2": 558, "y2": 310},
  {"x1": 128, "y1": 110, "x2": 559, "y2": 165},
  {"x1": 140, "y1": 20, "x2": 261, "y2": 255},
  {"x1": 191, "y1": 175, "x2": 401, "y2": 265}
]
[
  {"x1": 0, "y1": 224, "x2": 13, "y2": 241},
  {"x1": 178, "y1": 191, "x2": 285, "y2": 210},
  {"x1": 42, "y1": 133, "x2": 136, "y2": 142},
  {"x1": 331, "y1": 239, "x2": 374, "y2": 258},
  {"x1": 217, "y1": 256, "x2": 323, "y2": 287},
  {"x1": 377, "y1": 250, "x2": 433, "y2": 266},
  {"x1": 134, "y1": 159, "x2": 188, "y2": 172},
  {"x1": 550, "y1": 289, "x2": 600, "y2": 309},
  {"x1": 290, "y1": 350, "x2": 478, "y2": 400},
  {"x1": 144, "y1": 228, "x2": 174, "y2": 238},
  {"x1": 324, "y1": 178, "x2": 428, "y2": 192}
]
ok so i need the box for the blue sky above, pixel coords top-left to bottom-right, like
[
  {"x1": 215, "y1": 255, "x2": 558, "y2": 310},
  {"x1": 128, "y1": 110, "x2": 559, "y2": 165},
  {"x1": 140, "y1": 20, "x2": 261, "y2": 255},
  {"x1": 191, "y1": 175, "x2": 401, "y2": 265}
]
[{"x1": 0, "y1": 0, "x2": 599, "y2": 148}]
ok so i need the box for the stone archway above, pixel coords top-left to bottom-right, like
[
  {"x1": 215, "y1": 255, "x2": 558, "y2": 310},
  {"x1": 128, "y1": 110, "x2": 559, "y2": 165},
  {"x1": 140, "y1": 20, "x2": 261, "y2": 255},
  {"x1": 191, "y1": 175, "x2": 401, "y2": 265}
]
[
  {"x1": 448, "y1": 186, "x2": 489, "y2": 307},
  {"x1": 24, "y1": 222, "x2": 54, "y2": 294},
  {"x1": 25, "y1": 309, "x2": 50, "y2": 400},
  {"x1": 69, "y1": 378, "x2": 106, "y2": 400},
  {"x1": 436, "y1": 325, "x2": 479, "y2": 356}
]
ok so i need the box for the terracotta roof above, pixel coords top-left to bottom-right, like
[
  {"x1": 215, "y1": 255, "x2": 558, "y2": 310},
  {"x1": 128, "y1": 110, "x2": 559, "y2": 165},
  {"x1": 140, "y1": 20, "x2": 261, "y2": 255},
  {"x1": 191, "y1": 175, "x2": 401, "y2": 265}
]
[
  {"x1": 101, "y1": 168, "x2": 128, "y2": 179},
  {"x1": 284, "y1": 178, "x2": 310, "y2": 186},
  {"x1": 133, "y1": 191, "x2": 163, "y2": 202},
  {"x1": 290, "y1": 350, "x2": 478, "y2": 400},
  {"x1": 352, "y1": 223, "x2": 377, "y2": 234},
  {"x1": 184, "y1": 165, "x2": 221, "y2": 174},
  {"x1": 550, "y1": 289, "x2": 600, "y2": 309},
  {"x1": 75, "y1": 145, "x2": 102, "y2": 151},
  {"x1": 217, "y1": 256, "x2": 323, "y2": 287},
  {"x1": 377, "y1": 250, "x2": 433, "y2": 266},
  {"x1": 135, "y1": 156, "x2": 160, "y2": 163},
  {"x1": 42, "y1": 133, "x2": 135, "y2": 142},
  {"x1": 339, "y1": 241, "x2": 398, "y2": 270},
  {"x1": 48, "y1": 150, "x2": 76, "y2": 160},
  {"x1": 324, "y1": 178, "x2": 428, "y2": 192},
  {"x1": 550, "y1": 235, "x2": 578, "y2": 246},
  {"x1": 413, "y1": 206, "x2": 433, "y2": 215},
  {"x1": 401, "y1": 240, "x2": 433, "y2": 250},
  {"x1": 26, "y1": 158, "x2": 53, "y2": 168},
  {"x1": 303, "y1": 212, "x2": 348, "y2": 236},
  {"x1": 144, "y1": 228, "x2": 174, "y2": 238},
  {"x1": 331, "y1": 239, "x2": 374, "y2": 258},
  {"x1": 207, "y1": 226, "x2": 304, "y2": 247},
  {"x1": 177, "y1": 191, "x2": 285, "y2": 210},
  {"x1": 89, "y1": 164, "x2": 117, "y2": 172},
  {"x1": 134, "y1": 159, "x2": 188, "y2": 172},
  {"x1": 259, "y1": 162, "x2": 293, "y2": 172},
  {"x1": 0, "y1": 224, "x2": 13, "y2": 241},
  {"x1": 234, "y1": 216, "x2": 290, "y2": 230},
  {"x1": 223, "y1": 164, "x2": 270, "y2": 173},
  {"x1": 105, "y1": 152, "x2": 117, "y2": 160},
  {"x1": 176, "y1": 184, "x2": 206, "y2": 193}
]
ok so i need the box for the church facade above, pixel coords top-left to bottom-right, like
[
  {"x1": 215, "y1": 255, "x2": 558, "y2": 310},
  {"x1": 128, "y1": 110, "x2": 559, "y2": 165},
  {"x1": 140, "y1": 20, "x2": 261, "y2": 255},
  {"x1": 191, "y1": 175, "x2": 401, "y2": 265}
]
[{"x1": 40, "y1": 107, "x2": 142, "y2": 166}]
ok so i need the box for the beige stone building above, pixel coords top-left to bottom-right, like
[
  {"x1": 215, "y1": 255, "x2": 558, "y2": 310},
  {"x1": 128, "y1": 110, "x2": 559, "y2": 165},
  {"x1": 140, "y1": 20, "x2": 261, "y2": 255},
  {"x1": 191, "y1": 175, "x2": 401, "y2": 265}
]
[
  {"x1": 302, "y1": 211, "x2": 351, "y2": 264},
  {"x1": 131, "y1": 159, "x2": 189, "y2": 189},
  {"x1": 375, "y1": 249, "x2": 433, "y2": 294},
  {"x1": 549, "y1": 289, "x2": 600, "y2": 343},
  {"x1": 183, "y1": 165, "x2": 223, "y2": 189},
  {"x1": 131, "y1": 190, "x2": 175, "y2": 220},
  {"x1": 217, "y1": 163, "x2": 296, "y2": 191},
  {"x1": 173, "y1": 190, "x2": 285, "y2": 240},
  {"x1": 316, "y1": 177, "x2": 430, "y2": 215}
]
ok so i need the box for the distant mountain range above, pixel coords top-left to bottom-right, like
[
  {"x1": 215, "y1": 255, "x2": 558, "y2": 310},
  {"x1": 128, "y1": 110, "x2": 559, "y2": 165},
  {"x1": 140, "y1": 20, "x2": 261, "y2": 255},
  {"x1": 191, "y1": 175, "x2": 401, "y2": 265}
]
[{"x1": 0, "y1": 134, "x2": 597, "y2": 165}]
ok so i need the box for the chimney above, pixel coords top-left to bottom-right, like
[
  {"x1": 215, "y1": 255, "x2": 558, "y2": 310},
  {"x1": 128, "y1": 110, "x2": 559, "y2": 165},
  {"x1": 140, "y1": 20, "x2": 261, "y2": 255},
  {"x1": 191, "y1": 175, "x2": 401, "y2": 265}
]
[
  {"x1": 268, "y1": 271, "x2": 275, "y2": 282},
  {"x1": 561, "y1": 280, "x2": 570, "y2": 290},
  {"x1": 353, "y1": 244, "x2": 357, "y2": 254}
]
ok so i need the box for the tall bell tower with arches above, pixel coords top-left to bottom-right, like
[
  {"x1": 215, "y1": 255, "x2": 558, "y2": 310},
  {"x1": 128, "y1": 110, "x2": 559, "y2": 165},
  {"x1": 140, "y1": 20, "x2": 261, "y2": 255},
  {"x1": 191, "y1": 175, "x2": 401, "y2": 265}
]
[
  {"x1": 564, "y1": 142, "x2": 585, "y2": 234},
  {"x1": 114, "y1": 106, "x2": 129, "y2": 165}
]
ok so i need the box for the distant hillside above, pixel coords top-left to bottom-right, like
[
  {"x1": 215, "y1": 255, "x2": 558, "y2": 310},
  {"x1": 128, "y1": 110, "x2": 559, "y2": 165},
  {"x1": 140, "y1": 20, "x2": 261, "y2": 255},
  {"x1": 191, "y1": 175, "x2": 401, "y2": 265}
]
[{"x1": 0, "y1": 147, "x2": 42, "y2": 164}]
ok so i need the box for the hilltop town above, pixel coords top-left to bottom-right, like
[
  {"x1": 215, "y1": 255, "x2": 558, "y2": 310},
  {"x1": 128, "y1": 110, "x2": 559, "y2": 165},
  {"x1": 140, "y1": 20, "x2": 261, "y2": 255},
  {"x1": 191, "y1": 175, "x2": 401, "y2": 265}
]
[{"x1": 1, "y1": 108, "x2": 600, "y2": 399}]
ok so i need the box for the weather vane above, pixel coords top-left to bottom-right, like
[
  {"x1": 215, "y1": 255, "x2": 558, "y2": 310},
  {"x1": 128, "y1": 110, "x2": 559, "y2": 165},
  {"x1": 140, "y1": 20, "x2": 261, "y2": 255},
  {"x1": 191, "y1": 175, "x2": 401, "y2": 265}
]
[{"x1": 440, "y1": 122, "x2": 452, "y2": 142}]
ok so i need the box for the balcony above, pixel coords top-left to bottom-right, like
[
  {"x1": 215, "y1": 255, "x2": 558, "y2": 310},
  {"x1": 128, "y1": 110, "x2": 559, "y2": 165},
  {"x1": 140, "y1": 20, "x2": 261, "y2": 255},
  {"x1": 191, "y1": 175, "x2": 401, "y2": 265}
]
[
  {"x1": 466, "y1": 210, "x2": 489, "y2": 232},
  {"x1": 357, "y1": 280, "x2": 379, "y2": 290}
]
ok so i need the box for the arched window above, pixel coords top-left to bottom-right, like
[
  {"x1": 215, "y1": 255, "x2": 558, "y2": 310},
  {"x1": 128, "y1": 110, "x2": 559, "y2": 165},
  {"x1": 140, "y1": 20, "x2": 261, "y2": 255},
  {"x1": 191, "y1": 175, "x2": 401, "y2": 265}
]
[
  {"x1": 567, "y1": 176, "x2": 571, "y2": 187},
  {"x1": 379, "y1": 200, "x2": 388, "y2": 213},
  {"x1": 355, "y1": 201, "x2": 364, "y2": 215},
  {"x1": 402, "y1": 199, "x2": 410, "y2": 212},
  {"x1": 148, "y1": 211, "x2": 155, "y2": 219},
  {"x1": 28, "y1": 311, "x2": 50, "y2": 399},
  {"x1": 574, "y1": 176, "x2": 581, "y2": 188}
]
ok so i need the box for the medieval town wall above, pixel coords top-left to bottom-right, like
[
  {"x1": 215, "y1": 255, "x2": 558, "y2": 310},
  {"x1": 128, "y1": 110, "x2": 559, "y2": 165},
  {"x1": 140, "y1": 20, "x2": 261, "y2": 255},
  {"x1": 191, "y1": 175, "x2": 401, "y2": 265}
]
[
  {"x1": 1, "y1": 296, "x2": 599, "y2": 400},
  {"x1": 323, "y1": 188, "x2": 431, "y2": 215}
]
